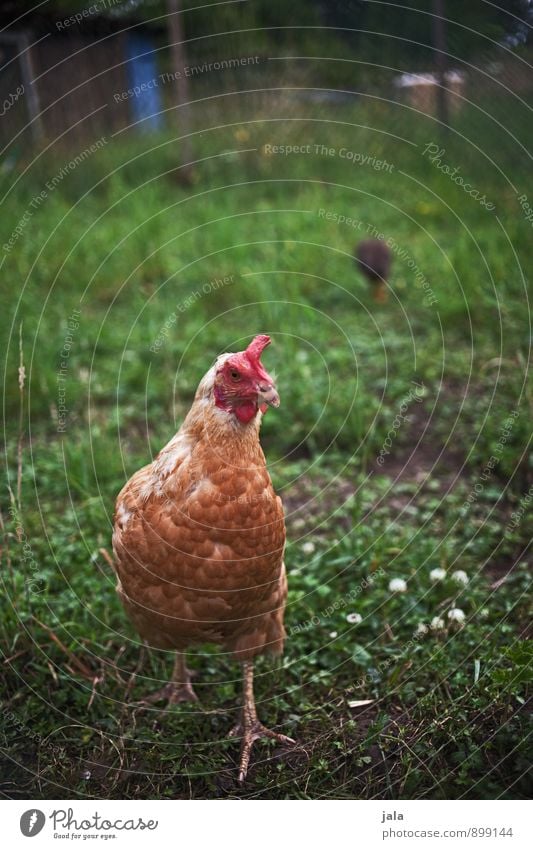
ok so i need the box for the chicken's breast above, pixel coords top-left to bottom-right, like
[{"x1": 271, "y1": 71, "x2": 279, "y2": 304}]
[{"x1": 112, "y1": 430, "x2": 287, "y2": 661}]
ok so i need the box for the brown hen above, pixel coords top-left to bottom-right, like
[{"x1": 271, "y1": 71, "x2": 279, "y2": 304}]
[
  {"x1": 355, "y1": 237, "x2": 392, "y2": 302},
  {"x1": 112, "y1": 335, "x2": 294, "y2": 780}
]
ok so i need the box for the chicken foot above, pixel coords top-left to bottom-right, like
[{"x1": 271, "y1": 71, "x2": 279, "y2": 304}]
[
  {"x1": 229, "y1": 659, "x2": 295, "y2": 782},
  {"x1": 139, "y1": 651, "x2": 198, "y2": 705}
]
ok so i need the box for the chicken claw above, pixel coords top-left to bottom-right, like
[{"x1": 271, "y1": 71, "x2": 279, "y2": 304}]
[
  {"x1": 229, "y1": 720, "x2": 295, "y2": 782},
  {"x1": 137, "y1": 652, "x2": 198, "y2": 706},
  {"x1": 230, "y1": 660, "x2": 295, "y2": 782},
  {"x1": 139, "y1": 680, "x2": 198, "y2": 706}
]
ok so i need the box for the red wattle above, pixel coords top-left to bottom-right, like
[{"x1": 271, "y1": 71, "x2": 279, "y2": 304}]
[{"x1": 234, "y1": 401, "x2": 258, "y2": 423}]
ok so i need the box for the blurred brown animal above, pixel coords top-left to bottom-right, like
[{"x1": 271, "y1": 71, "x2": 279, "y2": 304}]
[{"x1": 355, "y1": 238, "x2": 392, "y2": 302}]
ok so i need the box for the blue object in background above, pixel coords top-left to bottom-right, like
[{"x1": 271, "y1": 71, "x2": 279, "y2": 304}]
[{"x1": 125, "y1": 33, "x2": 163, "y2": 132}]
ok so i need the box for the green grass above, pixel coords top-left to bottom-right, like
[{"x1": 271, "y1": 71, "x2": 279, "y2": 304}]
[{"x1": 1, "y1": 96, "x2": 531, "y2": 799}]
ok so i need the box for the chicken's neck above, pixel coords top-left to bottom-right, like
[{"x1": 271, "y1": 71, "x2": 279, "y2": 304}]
[{"x1": 181, "y1": 393, "x2": 266, "y2": 467}]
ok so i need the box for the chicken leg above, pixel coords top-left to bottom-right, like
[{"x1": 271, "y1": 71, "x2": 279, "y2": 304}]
[
  {"x1": 229, "y1": 660, "x2": 295, "y2": 782},
  {"x1": 372, "y1": 280, "x2": 388, "y2": 303},
  {"x1": 139, "y1": 651, "x2": 198, "y2": 705}
]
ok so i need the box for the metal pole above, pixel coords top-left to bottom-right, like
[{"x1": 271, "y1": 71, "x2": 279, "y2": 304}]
[
  {"x1": 431, "y1": 0, "x2": 449, "y2": 130},
  {"x1": 7, "y1": 31, "x2": 44, "y2": 145},
  {"x1": 166, "y1": 0, "x2": 194, "y2": 183}
]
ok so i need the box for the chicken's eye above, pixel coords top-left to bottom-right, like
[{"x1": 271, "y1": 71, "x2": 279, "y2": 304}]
[{"x1": 229, "y1": 369, "x2": 241, "y2": 381}]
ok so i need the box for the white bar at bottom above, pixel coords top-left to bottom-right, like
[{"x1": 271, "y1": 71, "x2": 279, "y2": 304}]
[{"x1": 4, "y1": 799, "x2": 531, "y2": 849}]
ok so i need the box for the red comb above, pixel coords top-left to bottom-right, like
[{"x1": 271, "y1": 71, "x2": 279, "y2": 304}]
[{"x1": 245, "y1": 335, "x2": 271, "y2": 364}]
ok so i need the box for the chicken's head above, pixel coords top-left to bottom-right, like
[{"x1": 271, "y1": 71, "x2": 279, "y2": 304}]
[{"x1": 214, "y1": 335, "x2": 279, "y2": 424}]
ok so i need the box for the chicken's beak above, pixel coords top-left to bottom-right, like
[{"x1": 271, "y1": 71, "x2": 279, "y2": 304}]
[{"x1": 257, "y1": 383, "x2": 280, "y2": 409}]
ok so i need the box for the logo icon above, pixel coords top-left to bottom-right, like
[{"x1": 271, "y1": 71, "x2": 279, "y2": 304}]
[{"x1": 20, "y1": 810, "x2": 46, "y2": 837}]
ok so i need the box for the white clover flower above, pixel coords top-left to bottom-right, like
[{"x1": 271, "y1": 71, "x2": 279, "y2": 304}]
[
  {"x1": 430, "y1": 616, "x2": 445, "y2": 631},
  {"x1": 346, "y1": 612, "x2": 362, "y2": 625},
  {"x1": 292, "y1": 517, "x2": 306, "y2": 530},
  {"x1": 389, "y1": 578, "x2": 407, "y2": 593},
  {"x1": 448, "y1": 608, "x2": 466, "y2": 625},
  {"x1": 415, "y1": 623, "x2": 429, "y2": 636},
  {"x1": 480, "y1": 608, "x2": 490, "y2": 619},
  {"x1": 429, "y1": 567, "x2": 446, "y2": 582},
  {"x1": 329, "y1": 631, "x2": 338, "y2": 639},
  {"x1": 301, "y1": 541, "x2": 316, "y2": 555},
  {"x1": 451, "y1": 570, "x2": 469, "y2": 586}
]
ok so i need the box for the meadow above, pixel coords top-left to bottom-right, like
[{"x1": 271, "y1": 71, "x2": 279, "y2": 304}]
[{"x1": 1, "y1": 95, "x2": 531, "y2": 799}]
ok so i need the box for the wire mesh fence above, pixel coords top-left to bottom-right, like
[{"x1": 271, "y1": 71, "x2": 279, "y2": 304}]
[{"x1": 1, "y1": 2, "x2": 531, "y2": 159}]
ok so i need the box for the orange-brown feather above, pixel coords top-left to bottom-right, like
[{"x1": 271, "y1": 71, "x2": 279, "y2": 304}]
[{"x1": 112, "y1": 363, "x2": 287, "y2": 661}]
